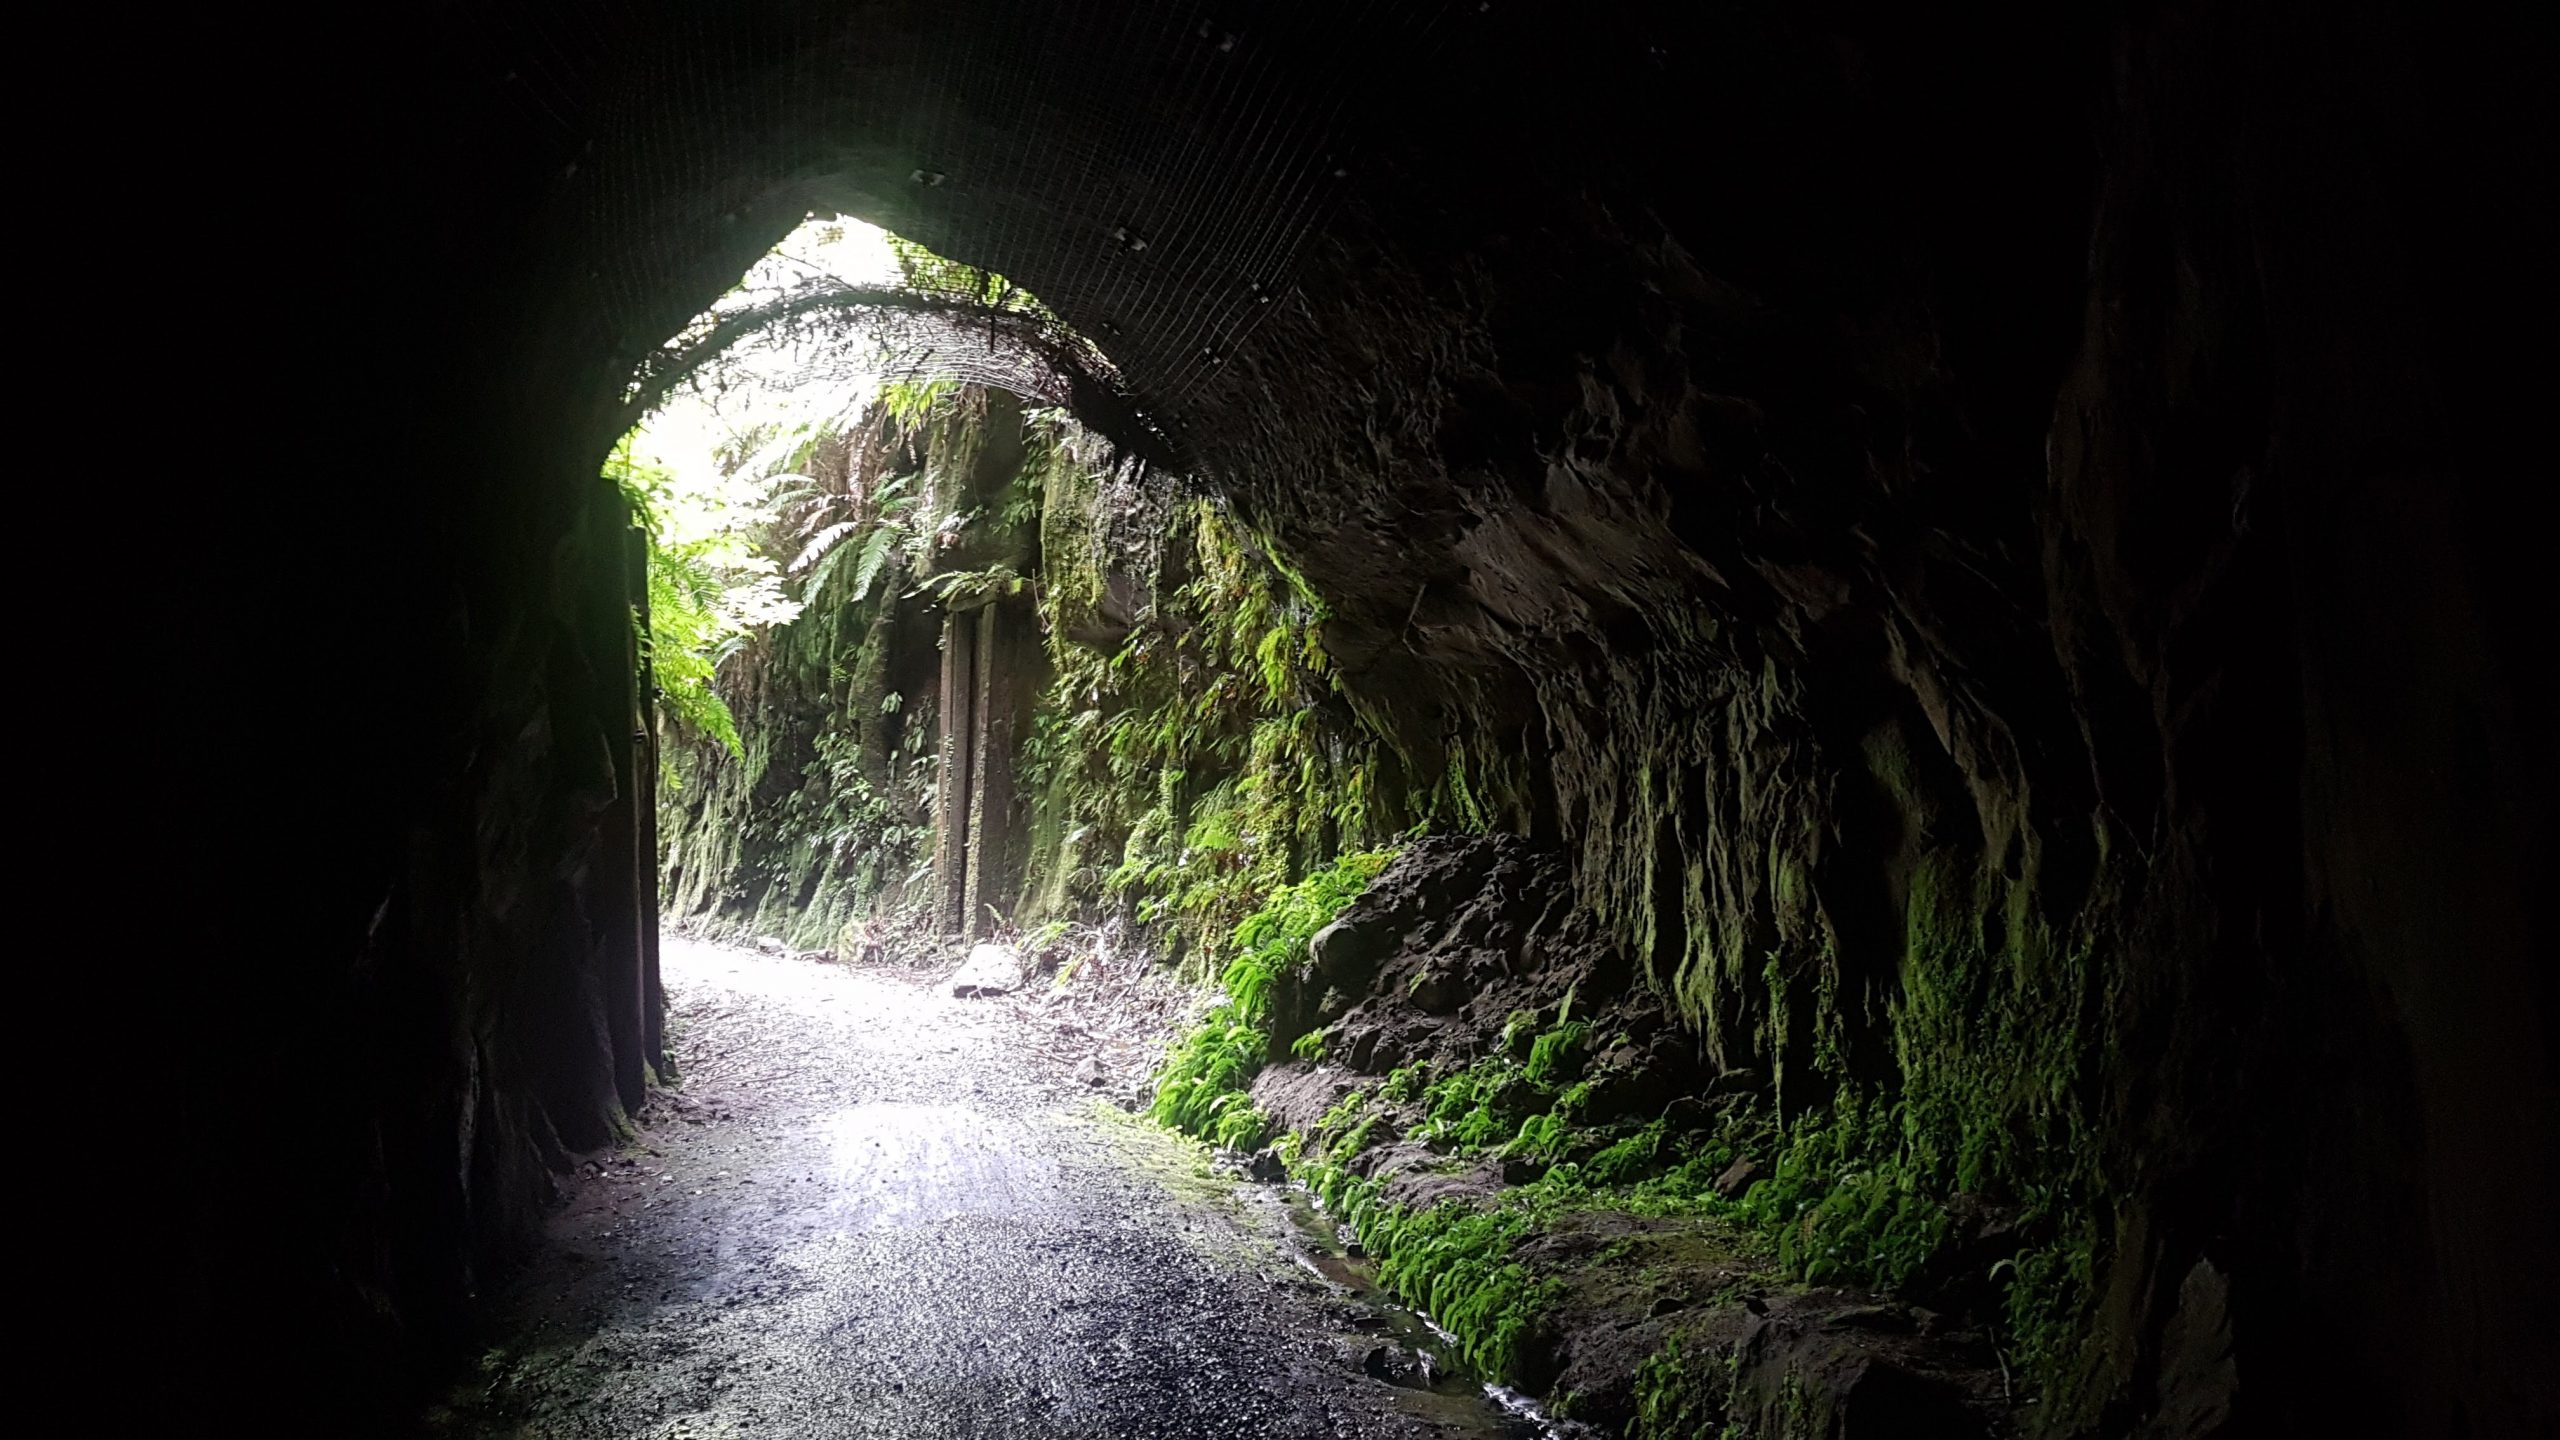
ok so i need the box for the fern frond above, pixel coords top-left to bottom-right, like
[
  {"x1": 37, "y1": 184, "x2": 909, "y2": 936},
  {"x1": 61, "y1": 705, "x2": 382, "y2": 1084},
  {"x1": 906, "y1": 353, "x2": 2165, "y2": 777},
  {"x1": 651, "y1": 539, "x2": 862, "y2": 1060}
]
[
  {"x1": 792, "y1": 519, "x2": 858, "y2": 573},
  {"x1": 848, "y1": 524, "x2": 900, "y2": 602}
]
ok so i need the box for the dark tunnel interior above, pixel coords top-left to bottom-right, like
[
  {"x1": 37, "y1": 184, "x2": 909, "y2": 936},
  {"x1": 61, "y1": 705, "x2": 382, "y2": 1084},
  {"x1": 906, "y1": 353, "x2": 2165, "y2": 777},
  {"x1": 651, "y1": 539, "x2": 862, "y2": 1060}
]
[{"x1": 147, "y1": 0, "x2": 2553, "y2": 1434}]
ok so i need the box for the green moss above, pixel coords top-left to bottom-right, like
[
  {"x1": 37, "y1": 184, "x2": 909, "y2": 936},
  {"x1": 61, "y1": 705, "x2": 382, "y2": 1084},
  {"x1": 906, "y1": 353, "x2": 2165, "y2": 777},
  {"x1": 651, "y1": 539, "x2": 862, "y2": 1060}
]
[
  {"x1": 1585, "y1": 1118, "x2": 1672, "y2": 1185},
  {"x1": 1284, "y1": 1140, "x2": 1567, "y2": 1384},
  {"x1": 1524, "y1": 1017, "x2": 1589, "y2": 1086},
  {"x1": 1634, "y1": 1334, "x2": 1747, "y2": 1440},
  {"x1": 1411, "y1": 1057, "x2": 1520, "y2": 1152},
  {"x1": 1022, "y1": 498, "x2": 1414, "y2": 964},
  {"x1": 1373, "y1": 1195, "x2": 1564, "y2": 1380},
  {"x1": 1376, "y1": 1061, "x2": 1428, "y2": 1102}
]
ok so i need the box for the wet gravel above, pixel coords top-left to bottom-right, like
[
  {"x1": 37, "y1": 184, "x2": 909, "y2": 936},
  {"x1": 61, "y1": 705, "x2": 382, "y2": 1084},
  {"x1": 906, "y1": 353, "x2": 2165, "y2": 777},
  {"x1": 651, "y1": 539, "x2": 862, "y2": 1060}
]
[{"x1": 425, "y1": 938, "x2": 1531, "y2": 1439}]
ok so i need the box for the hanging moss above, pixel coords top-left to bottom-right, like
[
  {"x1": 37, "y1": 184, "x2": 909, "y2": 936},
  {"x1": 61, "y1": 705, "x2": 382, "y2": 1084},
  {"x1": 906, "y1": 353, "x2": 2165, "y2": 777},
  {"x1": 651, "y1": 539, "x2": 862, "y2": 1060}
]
[{"x1": 1015, "y1": 495, "x2": 1428, "y2": 969}]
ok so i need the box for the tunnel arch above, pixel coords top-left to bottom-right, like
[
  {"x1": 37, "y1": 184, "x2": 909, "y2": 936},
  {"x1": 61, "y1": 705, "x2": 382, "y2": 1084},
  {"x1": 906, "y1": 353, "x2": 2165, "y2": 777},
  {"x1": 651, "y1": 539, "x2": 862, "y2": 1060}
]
[
  {"x1": 481, "y1": 0, "x2": 1473, "y2": 470},
  {"x1": 166, "y1": 1, "x2": 2556, "y2": 1435}
]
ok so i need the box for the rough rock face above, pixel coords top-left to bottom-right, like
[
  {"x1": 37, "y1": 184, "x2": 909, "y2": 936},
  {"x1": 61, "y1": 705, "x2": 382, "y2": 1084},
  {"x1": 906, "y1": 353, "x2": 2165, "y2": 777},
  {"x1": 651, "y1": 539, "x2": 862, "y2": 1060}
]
[
  {"x1": 1253, "y1": 837, "x2": 1697, "y2": 1215},
  {"x1": 1205, "y1": 12, "x2": 2558, "y2": 1436},
  {"x1": 1250, "y1": 837, "x2": 2013, "y2": 1434},
  {"x1": 166, "y1": 0, "x2": 2552, "y2": 1433},
  {"x1": 1268, "y1": 837, "x2": 1643, "y2": 1074}
]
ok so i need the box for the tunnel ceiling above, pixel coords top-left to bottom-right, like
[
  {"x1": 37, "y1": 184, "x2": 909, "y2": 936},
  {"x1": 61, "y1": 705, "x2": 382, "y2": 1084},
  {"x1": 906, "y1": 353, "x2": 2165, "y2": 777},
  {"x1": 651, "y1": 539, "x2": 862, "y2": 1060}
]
[
  {"x1": 168, "y1": 2, "x2": 2554, "y2": 1433},
  {"x1": 471, "y1": 0, "x2": 1475, "y2": 461}
]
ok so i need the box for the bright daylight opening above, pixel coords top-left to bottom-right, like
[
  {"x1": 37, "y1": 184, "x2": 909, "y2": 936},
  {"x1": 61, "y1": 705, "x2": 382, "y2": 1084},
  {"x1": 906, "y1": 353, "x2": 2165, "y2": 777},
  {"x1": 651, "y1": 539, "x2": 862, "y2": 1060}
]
[
  {"x1": 194, "y1": 8, "x2": 2551, "y2": 1437},
  {"x1": 534, "y1": 213, "x2": 1574, "y2": 1437}
]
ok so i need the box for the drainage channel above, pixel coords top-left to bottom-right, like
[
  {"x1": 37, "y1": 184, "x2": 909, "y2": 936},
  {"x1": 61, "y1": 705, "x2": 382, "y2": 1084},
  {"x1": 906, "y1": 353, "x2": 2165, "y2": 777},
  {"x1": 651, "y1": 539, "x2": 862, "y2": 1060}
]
[{"x1": 1252, "y1": 1183, "x2": 1599, "y2": 1439}]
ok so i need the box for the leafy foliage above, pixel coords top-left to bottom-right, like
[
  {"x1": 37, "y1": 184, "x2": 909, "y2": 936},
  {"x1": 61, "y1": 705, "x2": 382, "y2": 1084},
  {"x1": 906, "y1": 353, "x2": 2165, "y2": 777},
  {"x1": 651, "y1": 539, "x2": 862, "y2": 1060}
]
[
  {"x1": 1021, "y1": 499, "x2": 1399, "y2": 964},
  {"x1": 1148, "y1": 848, "x2": 1398, "y2": 1146},
  {"x1": 607, "y1": 437, "x2": 792, "y2": 760},
  {"x1": 651, "y1": 378, "x2": 996, "y2": 941}
]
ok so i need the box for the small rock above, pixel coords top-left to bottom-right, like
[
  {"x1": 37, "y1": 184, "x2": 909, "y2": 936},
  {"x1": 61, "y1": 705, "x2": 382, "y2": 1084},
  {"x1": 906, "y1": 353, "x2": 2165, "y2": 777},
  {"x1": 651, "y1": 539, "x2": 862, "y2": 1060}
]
[
  {"x1": 1405, "y1": 966, "x2": 1465, "y2": 1014},
  {"x1": 1346, "y1": 1026, "x2": 1382, "y2": 1070},
  {"x1": 1072, "y1": 1055, "x2": 1105, "y2": 1087},
  {"x1": 1360, "y1": 1344, "x2": 1430, "y2": 1388},
  {"x1": 948, "y1": 943, "x2": 1026, "y2": 997},
  {"x1": 1310, "y1": 917, "x2": 1389, "y2": 984},
  {"x1": 1825, "y1": 1303, "x2": 1911, "y2": 1332},
  {"x1": 1649, "y1": 1294, "x2": 1689, "y2": 1318},
  {"x1": 1713, "y1": 1156, "x2": 1762, "y2": 1198},
  {"x1": 1488, "y1": 1076, "x2": 1541, "y2": 1119}
]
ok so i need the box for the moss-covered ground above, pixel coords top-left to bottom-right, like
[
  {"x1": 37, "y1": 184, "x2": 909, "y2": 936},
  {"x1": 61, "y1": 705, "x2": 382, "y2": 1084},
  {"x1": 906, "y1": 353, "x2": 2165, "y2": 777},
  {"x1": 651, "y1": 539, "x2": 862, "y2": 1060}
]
[{"x1": 1146, "y1": 857, "x2": 2058, "y2": 1436}]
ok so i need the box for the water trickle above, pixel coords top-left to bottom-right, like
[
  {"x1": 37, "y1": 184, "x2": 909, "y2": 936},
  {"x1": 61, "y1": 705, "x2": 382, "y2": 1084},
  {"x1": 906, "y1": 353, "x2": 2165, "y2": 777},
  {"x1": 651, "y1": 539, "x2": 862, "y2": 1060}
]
[{"x1": 1265, "y1": 1185, "x2": 1591, "y2": 1438}]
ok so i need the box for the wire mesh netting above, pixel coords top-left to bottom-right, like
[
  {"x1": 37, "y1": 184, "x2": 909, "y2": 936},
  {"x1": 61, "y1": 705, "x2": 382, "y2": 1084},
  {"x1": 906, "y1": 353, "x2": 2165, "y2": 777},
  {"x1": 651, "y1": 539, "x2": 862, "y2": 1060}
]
[{"x1": 457, "y1": 0, "x2": 1473, "y2": 462}]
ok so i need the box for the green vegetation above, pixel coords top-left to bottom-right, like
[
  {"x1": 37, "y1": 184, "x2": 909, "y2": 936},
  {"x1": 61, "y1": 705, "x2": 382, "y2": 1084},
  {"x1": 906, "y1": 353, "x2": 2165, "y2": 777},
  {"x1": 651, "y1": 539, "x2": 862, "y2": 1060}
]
[
  {"x1": 1632, "y1": 1335, "x2": 1740, "y2": 1440},
  {"x1": 1147, "y1": 848, "x2": 1398, "y2": 1148},
  {"x1": 640, "y1": 216, "x2": 1462, "y2": 963},
  {"x1": 1280, "y1": 1086, "x2": 1574, "y2": 1383},
  {"x1": 1153, "y1": 978, "x2": 1609, "y2": 1383},
  {"x1": 1154, "y1": 930, "x2": 2096, "y2": 1412},
  {"x1": 651, "y1": 381, "x2": 1008, "y2": 941},
  {"x1": 1021, "y1": 500, "x2": 1393, "y2": 964},
  {"x1": 608, "y1": 437, "x2": 796, "y2": 761}
]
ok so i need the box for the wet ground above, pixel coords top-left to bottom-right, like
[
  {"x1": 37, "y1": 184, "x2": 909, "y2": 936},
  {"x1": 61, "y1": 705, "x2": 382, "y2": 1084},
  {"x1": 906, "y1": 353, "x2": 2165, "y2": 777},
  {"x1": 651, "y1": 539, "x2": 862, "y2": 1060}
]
[{"x1": 426, "y1": 937, "x2": 1549, "y2": 1439}]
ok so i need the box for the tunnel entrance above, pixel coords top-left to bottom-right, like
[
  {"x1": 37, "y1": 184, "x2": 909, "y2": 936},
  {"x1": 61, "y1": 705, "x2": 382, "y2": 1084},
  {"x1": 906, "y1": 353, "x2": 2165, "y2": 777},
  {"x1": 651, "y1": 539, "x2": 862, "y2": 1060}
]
[
  {"x1": 621, "y1": 214, "x2": 1131, "y2": 949},
  {"x1": 168, "y1": 3, "x2": 2555, "y2": 1436},
  {"x1": 535, "y1": 211, "x2": 2039, "y2": 1438}
]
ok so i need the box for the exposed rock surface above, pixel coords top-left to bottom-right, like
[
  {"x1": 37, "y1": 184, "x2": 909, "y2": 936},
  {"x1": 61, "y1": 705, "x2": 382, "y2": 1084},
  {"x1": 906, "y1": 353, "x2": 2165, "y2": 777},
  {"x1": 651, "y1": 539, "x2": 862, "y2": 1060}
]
[
  {"x1": 1252, "y1": 838, "x2": 2011, "y2": 1434},
  {"x1": 947, "y1": 942, "x2": 1026, "y2": 997},
  {"x1": 168, "y1": 1, "x2": 2554, "y2": 1434}
]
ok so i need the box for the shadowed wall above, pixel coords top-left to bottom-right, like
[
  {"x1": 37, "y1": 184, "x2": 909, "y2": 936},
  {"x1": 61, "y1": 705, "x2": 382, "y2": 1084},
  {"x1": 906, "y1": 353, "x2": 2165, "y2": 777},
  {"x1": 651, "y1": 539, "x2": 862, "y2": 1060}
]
[{"x1": 164, "y1": 1, "x2": 2552, "y2": 1432}]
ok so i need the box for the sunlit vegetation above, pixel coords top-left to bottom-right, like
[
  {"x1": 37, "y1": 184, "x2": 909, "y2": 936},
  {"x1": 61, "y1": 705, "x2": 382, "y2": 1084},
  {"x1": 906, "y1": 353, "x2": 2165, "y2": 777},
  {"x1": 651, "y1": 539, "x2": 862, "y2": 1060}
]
[
  {"x1": 625, "y1": 214, "x2": 2103, "y2": 1429},
  {"x1": 608, "y1": 436, "x2": 802, "y2": 763},
  {"x1": 633, "y1": 218, "x2": 1427, "y2": 959},
  {"x1": 647, "y1": 380, "x2": 1012, "y2": 939}
]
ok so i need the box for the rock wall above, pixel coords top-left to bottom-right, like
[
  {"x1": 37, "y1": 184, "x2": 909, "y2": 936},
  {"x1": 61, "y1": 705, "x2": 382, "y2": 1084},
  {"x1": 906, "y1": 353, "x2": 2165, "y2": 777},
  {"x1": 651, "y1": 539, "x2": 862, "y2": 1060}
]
[
  {"x1": 655, "y1": 404, "x2": 1020, "y2": 947},
  {"x1": 1188, "y1": 6, "x2": 2557, "y2": 1432},
  {"x1": 163, "y1": 0, "x2": 2553, "y2": 1432}
]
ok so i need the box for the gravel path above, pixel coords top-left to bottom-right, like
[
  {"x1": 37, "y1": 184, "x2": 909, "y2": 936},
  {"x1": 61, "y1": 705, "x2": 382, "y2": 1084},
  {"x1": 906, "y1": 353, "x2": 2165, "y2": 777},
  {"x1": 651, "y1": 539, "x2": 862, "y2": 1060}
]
[{"x1": 424, "y1": 938, "x2": 1535, "y2": 1439}]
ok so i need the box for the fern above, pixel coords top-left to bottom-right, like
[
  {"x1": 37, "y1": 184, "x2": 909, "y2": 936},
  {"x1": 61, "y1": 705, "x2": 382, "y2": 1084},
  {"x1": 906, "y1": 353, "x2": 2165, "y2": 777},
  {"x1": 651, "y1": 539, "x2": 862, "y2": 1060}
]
[
  {"x1": 609, "y1": 436, "x2": 747, "y2": 760},
  {"x1": 791, "y1": 519, "x2": 859, "y2": 573},
  {"x1": 846, "y1": 523, "x2": 901, "y2": 602}
]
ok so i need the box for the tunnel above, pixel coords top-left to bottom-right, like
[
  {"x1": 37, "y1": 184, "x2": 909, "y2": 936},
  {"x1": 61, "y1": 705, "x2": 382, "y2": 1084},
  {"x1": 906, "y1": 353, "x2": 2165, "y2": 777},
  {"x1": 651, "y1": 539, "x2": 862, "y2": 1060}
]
[{"x1": 159, "y1": 0, "x2": 2552, "y2": 1435}]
